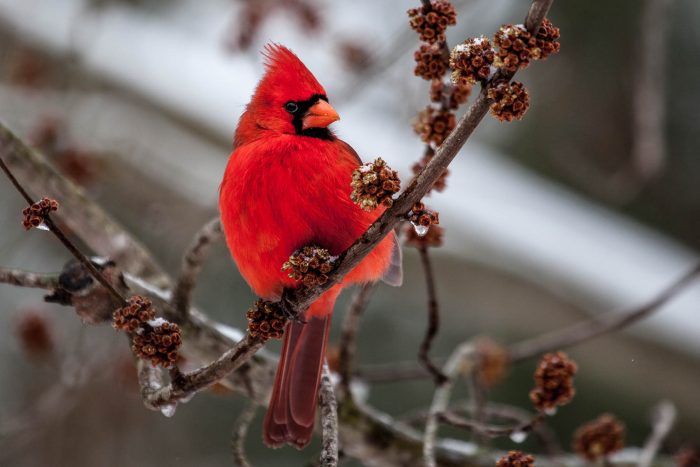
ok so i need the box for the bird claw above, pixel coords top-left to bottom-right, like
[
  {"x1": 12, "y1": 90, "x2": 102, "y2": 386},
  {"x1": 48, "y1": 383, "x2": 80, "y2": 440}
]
[{"x1": 279, "y1": 290, "x2": 306, "y2": 324}]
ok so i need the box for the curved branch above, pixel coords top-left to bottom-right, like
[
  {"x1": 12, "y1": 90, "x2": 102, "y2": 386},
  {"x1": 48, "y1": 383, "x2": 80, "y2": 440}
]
[
  {"x1": 509, "y1": 262, "x2": 700, "y2": 361},
  {"x1": 171, "y1": 217, "x2": 223, "y2": 320}
]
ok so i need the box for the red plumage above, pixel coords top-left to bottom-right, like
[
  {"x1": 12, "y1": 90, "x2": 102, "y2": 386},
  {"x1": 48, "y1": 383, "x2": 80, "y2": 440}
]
[{"x1": 219, "y1": 44, "x2": 401, "y2": 449}]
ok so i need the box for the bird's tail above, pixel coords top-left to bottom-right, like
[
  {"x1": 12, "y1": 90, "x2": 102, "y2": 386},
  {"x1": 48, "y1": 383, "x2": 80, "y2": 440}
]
[{"x1": 263, "y1": 291, "x2": 337, "y2": 449}]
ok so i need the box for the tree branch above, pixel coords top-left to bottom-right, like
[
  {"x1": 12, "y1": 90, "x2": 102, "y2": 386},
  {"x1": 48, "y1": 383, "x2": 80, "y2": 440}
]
[
  {"x1": 171, "y1": 217, "x2": 223, "y2": 321},
  {"x1": 337, "y1": 282, "x2": 376, "y2": 394},
  {"x1": 231, "y1": 401, "x2": 257, "y2": 467},
  {"x1": 319, "y1": 362, "x2": 339, "y2": 467},
  {"x1": 437, "y1": 411, "x2": 544, "y2": 440},
  {"x1": 0, "y1": 268, "x2": 58, "y2": 289},
  {"x1": 0, "y1": 121, "x2": 169, "y2": 286},
  {"x1": 140, "y1": 334, "x2": 264, "y2": 409},
  {"x1": 509, "y1": 262, "x2": 700, "y2": 361},
  {"x1": 638, "y1": 400, "x2": 676, "y2": 467},
  {"x1": 280, "y1": 0, "x2": 556, "y2": 324},
  {"x1": 0, "y1": 156, "x2": 126, "y2": 304},
  {"x1": 418, "y1": 246, "x2": 447, "y2": 384},
  {"x1": 423, "y1": 342, "x2": 475, "y2": 467}
]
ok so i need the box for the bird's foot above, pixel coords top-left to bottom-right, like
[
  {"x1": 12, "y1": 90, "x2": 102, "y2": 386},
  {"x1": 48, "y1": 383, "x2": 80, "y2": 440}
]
[{"x1": 279, "y1": 290, "x2": 306, "y2": 324}]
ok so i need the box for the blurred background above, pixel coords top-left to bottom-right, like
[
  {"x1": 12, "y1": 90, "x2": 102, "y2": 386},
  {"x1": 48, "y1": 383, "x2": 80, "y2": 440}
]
[{"x1": 1, "y1": 0, "x2": 699, "y2": 465}]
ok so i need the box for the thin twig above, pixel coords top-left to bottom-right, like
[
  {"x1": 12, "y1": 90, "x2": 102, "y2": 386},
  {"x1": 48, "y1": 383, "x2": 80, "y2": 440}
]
[
  {"x1": 140, "y1": 334, "x2": 263, "y2": 408},
  {"x1": 509, "y1": 262, "x2": 700, "y2": 361},
  {"x1": 171, "y1": 217, "x2": 223, "y2": 321},
  {"x1": 638, "y1": 400, "x2": 677, "y2": 467},
  {"x1": 231, "y1": 401, "x2": 257, "y2": 467},
  {"x1": 337, "y1": 282, "x2": 376, "y2": 395},
  {"x1": 423, "y1": 341, "x2": 475, "y2": 467},
  {"x1": 437, "y1": 410, "x2": 544, "y2": 439},
  {"x1": 0, "y1": 121, "x2": 169, "y2": 286},
  {"x1": 417, "y1": 246, "x2": 447, "y2": 384},
  {"x1": 319, "y1": 362, "x2": 339, "y2": 467},
  {"x1": 0, "y1": 268, "x2": 59, "y2": 289},
  {"x1": 0, "y1": 156, "x2": 126, "y2": 304}
]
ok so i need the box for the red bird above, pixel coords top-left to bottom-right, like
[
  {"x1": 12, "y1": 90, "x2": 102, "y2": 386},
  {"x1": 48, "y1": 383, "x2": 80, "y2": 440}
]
[{"x1": 219, "y1": 45, "x2": 402, "y2": 449}]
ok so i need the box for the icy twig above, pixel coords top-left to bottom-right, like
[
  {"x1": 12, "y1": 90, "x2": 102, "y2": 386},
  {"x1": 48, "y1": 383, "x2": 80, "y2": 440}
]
[
  {"x1": 319, "y1": 362, "x2": 339, "y2": 467},
  {"x1": 171, "y1": 217, "x2": 223, "y2": 321},
  {"x1": 337, "y1": 282, "x2": 376, "y2": 395},
  {"x1": 417, "y1": 246, "x2": 447, "y2": 384},
  {"x1": 140, "y1": 334, "x2": 263, "y2": 408},
  {"x1": 638, "y1": 400, "x2": 677, "y2": 467},
  {"x1": 231, "y1": 401, "x2": 257, "y2": 467},
  {"x1": 0, "y1": 268, "x2": 58, "y2": 289},
  {"x1": 509, "y1": 262, "x2": 700, "y2": 361},
  {"x1": 423, "y1": 342, "x2": 475, "y2": 467}
]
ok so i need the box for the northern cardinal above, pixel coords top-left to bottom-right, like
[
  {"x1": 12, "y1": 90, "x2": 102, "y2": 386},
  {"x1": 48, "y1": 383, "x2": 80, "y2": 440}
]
[{"x1": 219, "y1": 45, "x2": 402, "y2": 449}]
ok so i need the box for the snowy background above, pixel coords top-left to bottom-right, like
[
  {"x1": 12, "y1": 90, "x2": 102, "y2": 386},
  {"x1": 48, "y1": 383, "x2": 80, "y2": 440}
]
[{"x1": 1, "y1": 0, "x2": 699, "y2": 465}]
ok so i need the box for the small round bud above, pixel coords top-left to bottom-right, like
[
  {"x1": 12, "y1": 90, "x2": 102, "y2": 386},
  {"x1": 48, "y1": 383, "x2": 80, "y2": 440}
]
[
  {"x1": 488, "y1": 80, "x2": 530, "y2": 122},
  {"x1": 407, "y1": 0, "x2": 457, "y2": 44},
  {"x1": 449, "y1": 36, "x2": 496, "y2": 85},
  {"x1": 573, "y1": 414, "x2": 625, "y2": 461},
  {"x1": 351, "y1": 158, "x2": 400, "y2": 211},
  {"x1": 414, "y1": 44, "x2": 449, "y2": 81},
  {"x1": 413, "y1": 107, "x2": 456, "y2": 146}
]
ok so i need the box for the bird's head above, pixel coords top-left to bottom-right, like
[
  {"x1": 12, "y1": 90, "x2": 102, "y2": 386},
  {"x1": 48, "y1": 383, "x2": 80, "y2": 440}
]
[{"x1": 239, "y1": 44, "x2": 340, "y2": 142}]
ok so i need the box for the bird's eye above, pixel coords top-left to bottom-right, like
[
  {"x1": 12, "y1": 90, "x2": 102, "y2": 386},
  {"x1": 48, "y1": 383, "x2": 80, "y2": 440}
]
[{"x1": 284, "y1": 102, "x2": 298, "y2": 113}]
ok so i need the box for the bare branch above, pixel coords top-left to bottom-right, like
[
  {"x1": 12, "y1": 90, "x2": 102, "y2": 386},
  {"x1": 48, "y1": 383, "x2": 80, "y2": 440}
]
[
  {"x1": 418, "y1": 246, "x2": 447, "y2": 384},
  {"x1": 638, "y1": 401, "x2": 677, "y2": 467},
  {"x1": 0, "y1": 121, "x2": 169, "y2": 286},
  {"x1": 171, "y1": 217, "x2": 223, "y2": 320},
  {"x1": 423, "y1": 342, "x2": 475, "y2": 467},
  {"x1": 337, "y1": 282, "x2": 376, "y2": 394},
  {"x1": 437, "y1": 410, "x2": 544, "y2": 439},
  {"x1": 0, "y1": 268, "x2": 58, "y2": 289},
  {"x1": 232, "y1": 401, "x2": 257, "y2": 467},
  {"x1": 0, "y1": 156, "x2": 126, "y2": 304},
  {"x1": 280, "y1": 0, "x2": 556, "y2": 323},
  {"x1": 141, "y1": 334, "x2": 263, "y2": 409},
  {"x1": 509, "y1": 262, "x2": 700, "y2": 361},
  {"x1": 319, "y1": 362, "x2": 339, "y2": 467}
]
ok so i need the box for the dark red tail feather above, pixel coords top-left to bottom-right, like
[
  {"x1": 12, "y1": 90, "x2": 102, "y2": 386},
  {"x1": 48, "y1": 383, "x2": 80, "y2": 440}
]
[{"x1": 263, "y1": 298, "x2": 333, "y2": 449}]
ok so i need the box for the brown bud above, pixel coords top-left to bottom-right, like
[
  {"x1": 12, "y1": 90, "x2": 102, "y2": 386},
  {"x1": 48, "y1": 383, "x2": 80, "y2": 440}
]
[
  {"x1": 573, "y1": 414, "x2": 625, "y2": 461},
  {"x1": 496, "y1": 450, "x2": 535, "y2": 467},
  {"x1": 16, "y1": 310, "x2": 53, "y2": 358},
  {"x1": 413, "y1": 106, "x2": 456, "y2": 146},
  {"x1": 414, "y1": 44, "x2": 449, "y2": 81},
  {"x1": 351, "y1": 158, "x2": 401, "y2": 211},
  {"x1": 488, "y1": 80, "x2": 530, "y2": 122},
  {"x1": 246, "y1": 299, "x2": 288, "y2": 341},
  {"x1": 475, "y1": 337, "x2": 510, "y2": 388},
  {"x1": 450, "y1": 36, "x2": 496, "y2": 85},
  {"x1": 407, "y1": 0, "x2": 457, "y2": 44},
  {"x1": 529, "y1": 351, "x2": 577, "y2": 413},
  {"x1": 21, "y1": 197, "x2": 59, "y2": 231},
  {"x1": 533, "y1": 18, "x2": 561, "y2": 60},
  {"x1": 493, "y1": 24, "x2": 537, "y2": 72}
]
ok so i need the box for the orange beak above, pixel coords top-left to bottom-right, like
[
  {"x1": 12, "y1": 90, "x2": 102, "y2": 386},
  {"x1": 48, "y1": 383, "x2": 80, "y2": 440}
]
[{"x1": 302, "y1": 100, "x2": 340, "y2": 130}]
